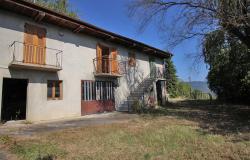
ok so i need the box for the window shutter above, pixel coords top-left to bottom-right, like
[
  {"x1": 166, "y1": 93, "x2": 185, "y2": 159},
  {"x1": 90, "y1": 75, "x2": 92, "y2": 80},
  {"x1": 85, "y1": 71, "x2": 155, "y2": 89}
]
[
  {"x1": 111, "y1": 49, "x2": 118, "y2": 74},
  {"x1": 36, "y1": 27, "x2": 46, "y2": 65},
  {"x1": 23, "y1": 23, "x2": 46, "y2": 65},
  {"x1": 128, "y1": 52, "x2": 136, "y2": 67},
  {"x1": 96, "y1": 44, "x2": 102, "y2": 73},
  {"x1": 24, "y1": 24, "x2": 35, "y2": 63}
]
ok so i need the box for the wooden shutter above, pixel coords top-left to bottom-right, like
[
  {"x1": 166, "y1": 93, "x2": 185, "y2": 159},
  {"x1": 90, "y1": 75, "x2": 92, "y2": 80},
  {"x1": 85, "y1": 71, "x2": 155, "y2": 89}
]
[
  {"x1": 96, "y1": 44, "x2": 102, "y2": 73},
  {"x1": 24, "y1": 24, "x2": 35, "y2": 63},
  {"x1": 24, "y1": 23, "x2": 46, "y2": 65},
  {"x1": 111, "y1": 49, "x2": 118, "y2": 74},
  {"x1": 36, "y1": 27, "x2": 46, "y2": 64},
  {"x1": 128, "y1": 52, "x2": 136, "y2": 67}
]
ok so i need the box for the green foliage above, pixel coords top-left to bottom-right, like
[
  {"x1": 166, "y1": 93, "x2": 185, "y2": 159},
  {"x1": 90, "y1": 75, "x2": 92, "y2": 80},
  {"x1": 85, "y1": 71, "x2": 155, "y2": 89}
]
[
  {"x1": 164, "y1": 58, "x2": 178, "y2": 98},
  {"x1": 164, "y1": 58, "x2": 210, "y2": 99},
  {"x1": 204, "y1": 30, "x2": 250, "y2": 104},
  {"x1": 132, "y1": 100, "x2": 143, "y2": 113},
  {"x1": 191, "y1": 89, "x2": 201, "y2": 100},
  {"x1": 170, "y1": 81, "x2": 211, "y2": 100},
  {"x1": 191, "y1": 89, "x2": 211, "y2": 100},
  {"x1": 0, "y1": 135, "x2": 11, "y2": 144},
  {"x1": 176, "y1": 81, "x2": 192, "y2": 98},
  {"x1": 11, "y1": 141, "x2": 66, "y2": 160},
  {"x1": 32, "y1": 0, "x2": 78, "y2": 18}
]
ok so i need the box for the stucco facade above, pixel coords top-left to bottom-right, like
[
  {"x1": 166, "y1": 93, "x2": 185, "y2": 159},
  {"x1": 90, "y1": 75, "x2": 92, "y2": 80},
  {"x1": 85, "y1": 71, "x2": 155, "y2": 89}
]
[{"x1": 0, "y1": 9, "x2": 167, "y2": 122}]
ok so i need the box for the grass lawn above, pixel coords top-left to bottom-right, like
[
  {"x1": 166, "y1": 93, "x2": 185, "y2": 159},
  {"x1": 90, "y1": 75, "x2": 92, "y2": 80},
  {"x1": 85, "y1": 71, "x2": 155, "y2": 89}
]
[{"x1": 0, "y1": 100, "x2": 249, "y2": 160}]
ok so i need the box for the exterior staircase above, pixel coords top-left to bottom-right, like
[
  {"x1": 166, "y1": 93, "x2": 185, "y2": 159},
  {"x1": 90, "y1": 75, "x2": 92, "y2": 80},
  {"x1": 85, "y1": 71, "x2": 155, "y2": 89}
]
[{"x1": 118, "y1": 67, "x2": 165, "y2": 112}]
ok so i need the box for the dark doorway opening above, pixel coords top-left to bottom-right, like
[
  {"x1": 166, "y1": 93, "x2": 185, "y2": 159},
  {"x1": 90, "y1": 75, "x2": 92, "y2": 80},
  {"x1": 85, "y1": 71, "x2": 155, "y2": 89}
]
[
  {"x1": 1, "y1": 78, "x2": 28, "y2": 122},
  {"x1": 102, "y1": 46, "x2": 110, "y2": 73},
  {"x1": 156, "y1": 81, "x2": 163, "y2": 106}
]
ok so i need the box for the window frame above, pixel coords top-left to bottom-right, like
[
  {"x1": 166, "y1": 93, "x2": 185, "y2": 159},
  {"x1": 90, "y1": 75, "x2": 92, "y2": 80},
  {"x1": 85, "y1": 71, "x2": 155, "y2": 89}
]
[
  {"x1": 81, "y1": 80, "x2": 114, "y2": 101},
  {"x1": 96, "y1": 43, "x2": 119, "y2": 75},
  {"x1": 47, "y1": 80, "x2": 63, "y2": 100},
  {"x1": 128, "y1": 52, "x2": 136, "y2": 67},
  {"x1": 24, "y1": 23, "x2": 47, "y2": 65}
]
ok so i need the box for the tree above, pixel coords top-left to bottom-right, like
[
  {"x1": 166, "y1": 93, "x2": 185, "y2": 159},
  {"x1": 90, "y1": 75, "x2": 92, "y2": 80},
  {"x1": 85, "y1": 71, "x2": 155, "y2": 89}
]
[
  {"x1": 203, "y1": 30, "x2": 250, "y2": 104},
  {"x1": 31, "y1": 0, "x2": 78, "y2": 18},
  {"x1": 176, "y1": 81, "x2": 192, "y2": 98},
  {"x1": 128, "y1": 0, "x2": 250, "y2": 49},
  {"x1": 164, "y1": 58, "x2": 178, "y2": 97},
  {"x1": 165, "y1": 58, "x2": 178, "y2": 98},
  {"x1": 164, "y1": 58, "x2": 211, "y2": 99},
  {"x1": 128, "y1": 0, "x2": 250, "y2": 104}
]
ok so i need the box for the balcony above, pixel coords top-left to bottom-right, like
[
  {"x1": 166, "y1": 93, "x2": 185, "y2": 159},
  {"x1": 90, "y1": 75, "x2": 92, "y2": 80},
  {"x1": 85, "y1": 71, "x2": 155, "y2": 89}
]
[
  {"x1": 93, "y1": 57, "x2": 126, "y2": 77},
  {"x1": 9, "y1": 41, "x2": 62, "y2": 72},
  {"x1": 150, "y1": 66, "x2": 166, "y2": 80}
]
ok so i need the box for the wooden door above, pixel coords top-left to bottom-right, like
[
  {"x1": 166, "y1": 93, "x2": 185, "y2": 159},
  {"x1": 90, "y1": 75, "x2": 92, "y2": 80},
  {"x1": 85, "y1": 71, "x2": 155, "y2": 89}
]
[
  {"x1": 111, "y1": 49, "x2": 118, "y2": 74},
  {"x1": 102, "y1": 47, "x2": 110, "y2": 73},
  {"x1": 24, "y1": 23, "x2": 46, "y2": 65},
  {"x1": 96, "y1": 44, "x2": 102, "y2": 73}
]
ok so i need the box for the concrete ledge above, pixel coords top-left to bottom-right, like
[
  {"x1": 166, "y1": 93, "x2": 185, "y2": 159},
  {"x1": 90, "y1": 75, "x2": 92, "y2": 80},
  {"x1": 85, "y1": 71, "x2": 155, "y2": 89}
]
[{"x1": 9, "y1": 61, "x2": 62, "y2": 72}]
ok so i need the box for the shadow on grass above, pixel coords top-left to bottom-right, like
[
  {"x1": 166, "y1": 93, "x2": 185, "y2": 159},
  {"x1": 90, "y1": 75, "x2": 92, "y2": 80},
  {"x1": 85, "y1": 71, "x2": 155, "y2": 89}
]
[{"x1": 141, "y1": 100, "x2": 250, "y2": 141}]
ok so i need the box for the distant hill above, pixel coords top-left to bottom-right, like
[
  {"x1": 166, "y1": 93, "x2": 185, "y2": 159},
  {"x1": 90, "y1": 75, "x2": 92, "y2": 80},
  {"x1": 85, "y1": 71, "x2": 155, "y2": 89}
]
[{"x1": 186, "y1": 81, "x2": 213, "y2": 94}]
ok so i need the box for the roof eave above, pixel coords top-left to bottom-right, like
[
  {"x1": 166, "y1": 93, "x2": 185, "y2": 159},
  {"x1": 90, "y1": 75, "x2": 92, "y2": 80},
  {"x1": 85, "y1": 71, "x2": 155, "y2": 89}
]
[{"x1": 0, "y1": 0, "x2": 172, "y2": 58}]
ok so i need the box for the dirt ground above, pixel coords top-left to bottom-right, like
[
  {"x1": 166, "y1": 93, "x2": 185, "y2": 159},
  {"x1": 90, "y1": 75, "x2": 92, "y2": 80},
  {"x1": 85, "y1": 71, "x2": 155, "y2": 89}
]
[{"x1": 0, "y1": 100, "x2": 249, "y2": 160}]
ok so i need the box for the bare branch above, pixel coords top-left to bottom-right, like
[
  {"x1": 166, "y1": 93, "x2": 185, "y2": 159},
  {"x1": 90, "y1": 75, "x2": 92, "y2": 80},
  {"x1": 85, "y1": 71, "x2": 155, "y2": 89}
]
[{"x1": 127, "y1": 0, "x2": 250, "y2": 48}]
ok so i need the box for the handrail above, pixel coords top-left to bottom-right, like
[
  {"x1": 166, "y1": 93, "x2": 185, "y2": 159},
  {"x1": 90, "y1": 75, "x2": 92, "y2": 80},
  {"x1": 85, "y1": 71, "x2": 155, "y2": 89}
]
[
  {"x1": 93, "y1": 57, "x2": 126, "y2": 75},
  {"x1": 10, "y1": 41, "x2": 63, "y2": 53},
  {"x1": 93, "y1": 57, "x2": 118, "y2": 61},
  {"x1": 127, "y1": 66, "x2": 166, "y2": 111},
  {"x1": 129, "y1": 66, "x2": 165, "y2": 94},
  {"x1": 9, "y1": 41, "x2": 63, "y2": 68}
]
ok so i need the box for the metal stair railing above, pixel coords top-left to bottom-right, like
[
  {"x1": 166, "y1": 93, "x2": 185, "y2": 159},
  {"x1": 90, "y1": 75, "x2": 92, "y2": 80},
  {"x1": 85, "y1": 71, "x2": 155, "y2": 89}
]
[{"x1": 126, "y1": 66, "x2": 165, "y2": 111}]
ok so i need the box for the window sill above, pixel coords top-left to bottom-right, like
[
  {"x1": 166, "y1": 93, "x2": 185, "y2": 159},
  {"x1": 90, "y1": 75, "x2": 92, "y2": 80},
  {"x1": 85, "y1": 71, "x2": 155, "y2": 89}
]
[{"x1": 47, "y1": 98, "x2": 63, "y2": 101}]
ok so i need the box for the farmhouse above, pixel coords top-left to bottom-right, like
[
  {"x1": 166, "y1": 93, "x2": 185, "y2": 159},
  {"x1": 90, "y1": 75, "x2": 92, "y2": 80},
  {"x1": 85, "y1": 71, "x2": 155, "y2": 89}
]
[{"x1": 0, "y1": 0, "x2": 171, "y2": 122}]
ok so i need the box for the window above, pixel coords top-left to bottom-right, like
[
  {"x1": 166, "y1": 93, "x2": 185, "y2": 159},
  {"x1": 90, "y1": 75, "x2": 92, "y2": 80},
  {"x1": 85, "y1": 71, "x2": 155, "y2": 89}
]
[
  {"x1": 128, "y1": 52, "x2": 136, "y2": 67},
  {"x1": 47, "y1": 80, "x2": 63, "y2": 100},
  {"x1": 82, "y1": 80, "x2": 114, "y2": 101},
  {"x1": 96, "y1": 44, "x2": 119, "y2": 74}
]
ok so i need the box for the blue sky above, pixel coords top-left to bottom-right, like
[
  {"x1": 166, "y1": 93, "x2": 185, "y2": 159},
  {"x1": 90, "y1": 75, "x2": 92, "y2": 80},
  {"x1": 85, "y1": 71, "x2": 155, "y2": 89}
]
[{"x1": 70, "y1": 0, "x2": 208, "y2": 81}]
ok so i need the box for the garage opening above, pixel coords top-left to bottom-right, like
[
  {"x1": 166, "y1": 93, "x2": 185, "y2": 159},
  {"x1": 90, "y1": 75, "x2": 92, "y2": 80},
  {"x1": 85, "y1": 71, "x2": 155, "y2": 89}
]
[
  {"x1": 81, "y1": 80, "x2": 115, "y2": 115},
  {"x1": 1, "y1": 78, "x2": 28, "y2": 122}
]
